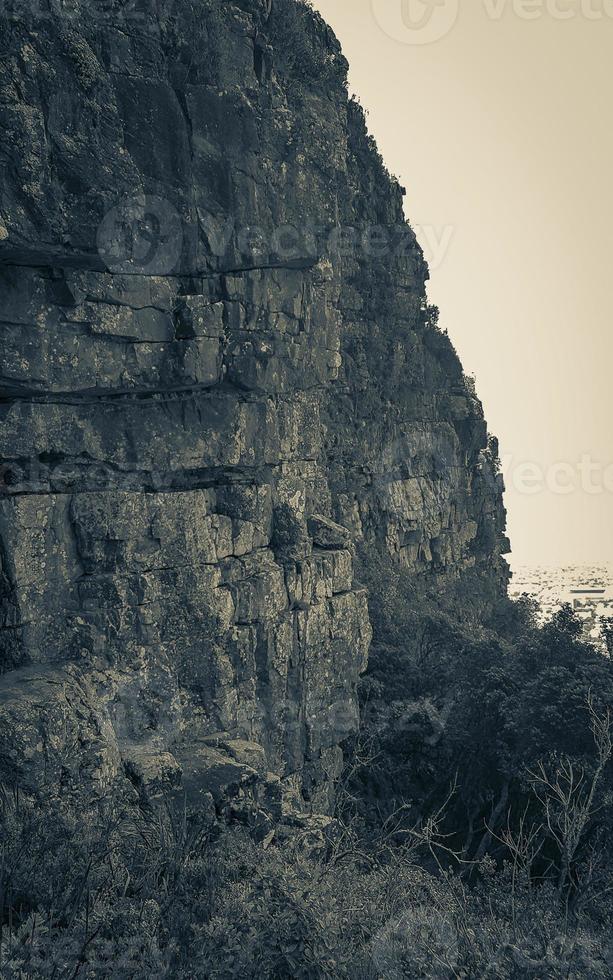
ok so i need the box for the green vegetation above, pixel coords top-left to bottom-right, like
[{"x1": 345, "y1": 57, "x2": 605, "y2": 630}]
[{"x1": 2, "y1": 556, "x2": 612, "y2": 977}]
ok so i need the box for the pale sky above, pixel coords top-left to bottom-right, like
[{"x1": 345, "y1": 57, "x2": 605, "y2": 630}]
[{"x1": 313, "y1": 0, "x2": 613, "y2": 567}]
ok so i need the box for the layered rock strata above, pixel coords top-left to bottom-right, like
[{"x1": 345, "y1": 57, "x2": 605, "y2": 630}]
[{"x1": 0, "y1": 0, "x2": 508, "y2": 814}]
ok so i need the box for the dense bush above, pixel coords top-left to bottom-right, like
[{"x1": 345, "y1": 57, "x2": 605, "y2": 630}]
[
  {"x1": 340, "y1": 549, "x2": 613, "y2": 970},
  {"x1": 2, "y1": 788, "x2": 612, "y2": 978}
]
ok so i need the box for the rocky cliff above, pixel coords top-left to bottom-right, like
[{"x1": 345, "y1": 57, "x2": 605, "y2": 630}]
[{"x1": 0, "y1": 0, "x2": 508, "y2": 818}]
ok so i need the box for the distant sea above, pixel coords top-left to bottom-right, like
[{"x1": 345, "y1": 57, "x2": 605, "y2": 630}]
[{"x1": 509, "y1": 563, "x2": 613, "y2": 643}]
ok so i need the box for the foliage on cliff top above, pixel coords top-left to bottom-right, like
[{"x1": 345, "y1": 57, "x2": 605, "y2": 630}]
[{"x1": 268, "y1": 0, "x2": 348, "y2": 89}]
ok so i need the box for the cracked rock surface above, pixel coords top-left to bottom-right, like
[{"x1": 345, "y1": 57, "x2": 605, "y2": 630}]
[{"x1": 0, "y1": 0, "x2": 508, "y2": 815}]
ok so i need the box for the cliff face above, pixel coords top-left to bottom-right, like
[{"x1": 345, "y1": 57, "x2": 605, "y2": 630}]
[{"x1": 0, "y1": 0, "x2": 508, "y2": 815}]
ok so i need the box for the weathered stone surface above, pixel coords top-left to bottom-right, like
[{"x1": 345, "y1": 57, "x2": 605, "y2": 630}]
[
  {"x1": 0, "y1": 664, "x2": 121, "y2": 797},
  {"x1": 122, "y1": 746, "x2": 183, "y2": 799},
  {"x1": 0, "y1": 0, "x2": 508, "y2": 815},
  {"x1": 308, "y1": 515, "x2": 351, "y2": 550},
  {"x1": 175, "y1": 739, "x2": 261, "y2": 806}
]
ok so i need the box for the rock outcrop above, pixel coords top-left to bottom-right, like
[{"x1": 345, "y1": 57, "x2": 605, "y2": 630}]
[{"x1": 0, "y1": 0, "x2": 508, "y2": 815}]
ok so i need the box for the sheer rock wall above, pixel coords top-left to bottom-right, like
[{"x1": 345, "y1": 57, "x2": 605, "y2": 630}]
[{"x1": 0, "y1": 0, "x2": 508, "y2": 814}]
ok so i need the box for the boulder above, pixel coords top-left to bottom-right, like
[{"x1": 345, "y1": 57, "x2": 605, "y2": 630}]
[{"x1": 307, "y1": 515, "x2": 352, "y2": 550}]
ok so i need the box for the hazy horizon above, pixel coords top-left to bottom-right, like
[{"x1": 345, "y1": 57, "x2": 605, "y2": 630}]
[{"x1": 313, "y1": 0, "x2": 613, "y2": 569}]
